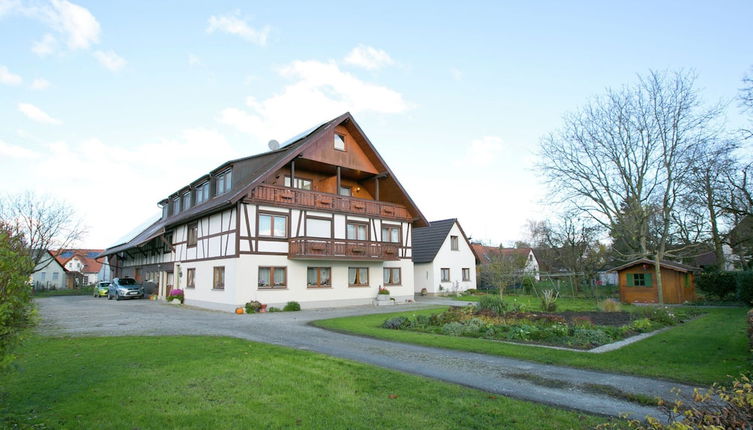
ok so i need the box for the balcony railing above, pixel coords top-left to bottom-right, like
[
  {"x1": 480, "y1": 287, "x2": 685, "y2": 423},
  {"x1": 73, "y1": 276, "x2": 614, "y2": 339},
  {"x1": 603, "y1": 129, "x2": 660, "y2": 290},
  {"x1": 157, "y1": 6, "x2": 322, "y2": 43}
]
[
  {"x1": 248, "y1": 184, "x2": 412, "y2": 221},
  {"x1": 288, "y1": 237, "x2": 400, "y2": 261}
]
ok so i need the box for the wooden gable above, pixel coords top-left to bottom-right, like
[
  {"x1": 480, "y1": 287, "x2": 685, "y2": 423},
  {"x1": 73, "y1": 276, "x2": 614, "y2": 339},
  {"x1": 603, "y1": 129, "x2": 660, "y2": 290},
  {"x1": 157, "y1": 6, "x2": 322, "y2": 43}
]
[{"x1": 299, "y1": 124, "x2": 380, "y2": 174}]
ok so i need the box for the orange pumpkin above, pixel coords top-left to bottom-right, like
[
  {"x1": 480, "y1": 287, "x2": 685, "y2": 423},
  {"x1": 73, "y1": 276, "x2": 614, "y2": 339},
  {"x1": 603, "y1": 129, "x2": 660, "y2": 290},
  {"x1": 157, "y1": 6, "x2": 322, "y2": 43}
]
[{"x1": 235, "y1": 307, "x2": 244, "y2": 315}]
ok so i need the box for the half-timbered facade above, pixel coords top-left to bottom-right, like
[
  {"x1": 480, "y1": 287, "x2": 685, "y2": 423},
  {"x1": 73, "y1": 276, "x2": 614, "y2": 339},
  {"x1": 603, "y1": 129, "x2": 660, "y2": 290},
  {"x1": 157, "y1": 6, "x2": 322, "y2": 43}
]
[{"x1": 100, "y1": 113, "x2": 427, "y2": 310}]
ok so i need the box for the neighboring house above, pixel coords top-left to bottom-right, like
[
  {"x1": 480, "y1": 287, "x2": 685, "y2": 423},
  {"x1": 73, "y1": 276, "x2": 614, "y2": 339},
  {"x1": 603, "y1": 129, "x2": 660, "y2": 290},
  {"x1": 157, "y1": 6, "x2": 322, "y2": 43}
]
[
  {"x1": 54, "y1": 249, "x2": 109, "y2": 285},
  {"x1": 412, "y1": 219, "x2": 479, "y2": 294},
  {"x1": 30, "y1": 251, "x2": 69, "y2": 290},
  {"x1": 609, "y1": 258, "x2": 698, "y2": 304},
  {"x1": 100, "y1": 113, "x2": 428, "y2": 311},
  {"x1": 471, "y1": 245, "x2": 541, "y2": 282}
]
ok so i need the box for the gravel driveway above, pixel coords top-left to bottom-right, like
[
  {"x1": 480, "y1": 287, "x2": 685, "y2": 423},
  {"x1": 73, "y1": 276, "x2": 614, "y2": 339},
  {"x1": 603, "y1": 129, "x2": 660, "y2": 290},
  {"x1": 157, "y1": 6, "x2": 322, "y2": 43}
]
[{"x1": 36, "y1": 296, "x2": 698, "y2": 419}]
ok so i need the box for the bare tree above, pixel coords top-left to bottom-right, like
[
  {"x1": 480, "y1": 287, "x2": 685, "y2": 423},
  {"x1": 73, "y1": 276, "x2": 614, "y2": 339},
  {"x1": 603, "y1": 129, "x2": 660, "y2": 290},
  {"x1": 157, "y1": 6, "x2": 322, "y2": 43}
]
[
  {"x1": 540, "y1": 70, "x2": 724, "y2": 303},
  {"x1": 0, "y1": 191, "x2": 86, "y2": 272},
  {"x1": 740, "y1": 66, "x2": 753, "y2": 139},
  {"x1": 527, "y1": 214, "x2": 604, "y2": 291}
]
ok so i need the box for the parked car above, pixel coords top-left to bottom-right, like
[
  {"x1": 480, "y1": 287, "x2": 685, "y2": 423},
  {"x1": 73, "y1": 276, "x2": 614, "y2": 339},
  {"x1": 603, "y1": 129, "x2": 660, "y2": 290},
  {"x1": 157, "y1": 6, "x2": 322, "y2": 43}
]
[
  {"x1": 93, "y1": 281, "x2": 110, "y2": 298},
  {"x1": 107, "y1": 278, "x2": 144, "y2": 300}
]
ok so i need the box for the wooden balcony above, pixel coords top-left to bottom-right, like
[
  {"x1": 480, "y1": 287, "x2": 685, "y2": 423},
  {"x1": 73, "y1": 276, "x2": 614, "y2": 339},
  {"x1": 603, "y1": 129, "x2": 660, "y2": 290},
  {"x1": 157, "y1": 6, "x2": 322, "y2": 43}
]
[
  {"x1": 248, "y1": 184, "x2": 412, "y2": 221},
  {"x1": 288, "y1": 237, "x2": 400, "y2": 261}
]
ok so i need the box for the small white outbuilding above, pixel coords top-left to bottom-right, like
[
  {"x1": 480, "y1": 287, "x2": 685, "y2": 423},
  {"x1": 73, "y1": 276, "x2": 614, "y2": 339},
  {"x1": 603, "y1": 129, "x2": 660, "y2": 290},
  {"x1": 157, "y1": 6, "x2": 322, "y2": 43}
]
[{"x1": 412, "y1": 218, "x2": 479, "y2": 294}]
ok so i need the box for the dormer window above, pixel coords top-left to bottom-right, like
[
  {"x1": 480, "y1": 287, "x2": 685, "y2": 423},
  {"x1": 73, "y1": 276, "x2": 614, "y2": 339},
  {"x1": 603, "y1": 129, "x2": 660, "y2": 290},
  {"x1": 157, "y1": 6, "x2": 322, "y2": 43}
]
[
  {"x1": 334, "y1": 133, "x2": 346, "y2": 151},
  {"x1": 216, "y1": 169, "x2": 232, "y2": 195},
  {"x1": 182, "y1": 191, "x2": 191, "y2": 210},
  {"x1": 172, "y1": 197, "x2": 180, "y2": 215},
  {"x1": 195, "y1": 181, "x2": 209, "y2": 204}
]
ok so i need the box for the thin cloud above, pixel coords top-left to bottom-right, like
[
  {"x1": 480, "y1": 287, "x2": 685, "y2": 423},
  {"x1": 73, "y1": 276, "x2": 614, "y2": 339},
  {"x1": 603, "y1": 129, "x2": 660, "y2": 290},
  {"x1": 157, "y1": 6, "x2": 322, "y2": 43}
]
[
  {"x1": 218, "y1": 59, "x2": 409, "y2": 143},
  {"x1": 206, "y1": 12, "x2": 270, "y2": 46},
  {"x1": 0, "y1": 65, "x2": 22, "y2": 85},
  {"x1": 453, "y1": 136, "x2": 504, "y2": 168},
  {"x1": 4, "y1": 0, "x2": 102, "y2": 55},
  {"x1": 344, "y1": 45, "x2": 395, "y2": 70},
  {"x1": 0, "y1": 139, "x2": 40, "y2": 159},
  {"x1": 93, "y1": 50, "x2": 126, "y2": 71},
  {"x1": 31, "y1": 78, "x2": 51, "y2": 90},
  {"x1": 18, "y1": 102, "x2": 63, "y2": 125}
]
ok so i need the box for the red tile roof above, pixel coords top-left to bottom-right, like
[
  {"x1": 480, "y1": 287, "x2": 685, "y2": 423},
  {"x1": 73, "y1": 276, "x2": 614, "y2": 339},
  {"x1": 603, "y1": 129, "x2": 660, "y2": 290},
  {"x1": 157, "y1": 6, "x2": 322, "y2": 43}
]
[
  {"x1": 471, "y1": 244, "x2": 532, "y2": 263},
  {"x1": 52, "y1": 249, "x2": 105, "y2": 274}
]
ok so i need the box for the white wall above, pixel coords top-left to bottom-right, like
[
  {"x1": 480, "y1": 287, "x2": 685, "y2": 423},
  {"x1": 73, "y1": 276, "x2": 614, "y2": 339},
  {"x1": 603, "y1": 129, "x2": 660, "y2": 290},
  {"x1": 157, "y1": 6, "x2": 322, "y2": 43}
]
[
  {"x1": 413, "y1": 222, "x2": 477, "y2": 294},
  {"x1": 31, "y1": 254, "x2": 68, "y2": 290}
]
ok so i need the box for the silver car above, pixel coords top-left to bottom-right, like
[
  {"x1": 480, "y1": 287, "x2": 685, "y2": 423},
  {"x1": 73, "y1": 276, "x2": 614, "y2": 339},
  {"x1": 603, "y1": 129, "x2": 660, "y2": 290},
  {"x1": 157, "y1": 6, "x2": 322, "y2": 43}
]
[{"x1": 107, "y1": 278, "x2": 144, "y2": 300}]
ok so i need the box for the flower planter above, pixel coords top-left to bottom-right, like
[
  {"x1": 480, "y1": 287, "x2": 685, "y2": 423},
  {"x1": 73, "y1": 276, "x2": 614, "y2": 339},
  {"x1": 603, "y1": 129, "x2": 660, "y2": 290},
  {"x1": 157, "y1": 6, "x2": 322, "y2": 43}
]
[{"x1": 376, "y1": 294, "x2": 390, "y2": 301}]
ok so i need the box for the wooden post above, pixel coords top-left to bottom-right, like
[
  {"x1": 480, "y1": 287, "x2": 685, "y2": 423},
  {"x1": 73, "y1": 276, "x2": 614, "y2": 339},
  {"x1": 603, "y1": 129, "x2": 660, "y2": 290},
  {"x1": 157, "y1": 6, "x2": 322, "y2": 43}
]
[
  {"x1": 375, "y1": 175, "x2": 380, "y2": 200},
  {"x1": 336, "y1": 166, "x2": 341, "y2": 194}
]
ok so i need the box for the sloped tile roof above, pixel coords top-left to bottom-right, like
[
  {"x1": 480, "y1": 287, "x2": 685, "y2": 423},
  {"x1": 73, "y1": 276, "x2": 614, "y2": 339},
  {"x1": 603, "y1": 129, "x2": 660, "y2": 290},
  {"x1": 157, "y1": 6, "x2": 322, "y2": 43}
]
[{"x1": 412, "y1": 218, "x2": 457, "y2": 263}]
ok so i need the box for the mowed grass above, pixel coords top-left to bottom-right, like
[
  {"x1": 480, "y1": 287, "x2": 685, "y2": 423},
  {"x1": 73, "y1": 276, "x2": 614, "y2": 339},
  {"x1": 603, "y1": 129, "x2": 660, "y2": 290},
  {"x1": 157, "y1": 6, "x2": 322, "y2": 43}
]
[
  {"x1": 1, "y1": 336, "x2": 605, "y2": 430},
  {"x1": 314, "y1": 306, "x2": 750, "y2": 386},
  {"x1": 32, "y1": 286, "x2": 94, "y2": 297}
]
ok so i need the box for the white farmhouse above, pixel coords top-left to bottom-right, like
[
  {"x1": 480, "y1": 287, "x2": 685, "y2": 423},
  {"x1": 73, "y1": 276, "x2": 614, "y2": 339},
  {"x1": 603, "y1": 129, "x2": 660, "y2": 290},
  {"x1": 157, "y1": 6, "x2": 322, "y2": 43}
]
[
  {"x1": 412, "y1": 219, "x2": 479, "y2": 294},
  {"x1": 100, "y1": 113, "x2": 428, "y2": 311}
]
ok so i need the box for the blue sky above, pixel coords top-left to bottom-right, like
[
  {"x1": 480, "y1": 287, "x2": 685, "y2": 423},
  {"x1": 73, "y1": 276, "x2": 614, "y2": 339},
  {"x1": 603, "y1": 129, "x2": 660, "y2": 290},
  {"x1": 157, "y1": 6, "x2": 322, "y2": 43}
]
[{"x1": 1, "y1": 0, "x2": 752, "y2": 248}]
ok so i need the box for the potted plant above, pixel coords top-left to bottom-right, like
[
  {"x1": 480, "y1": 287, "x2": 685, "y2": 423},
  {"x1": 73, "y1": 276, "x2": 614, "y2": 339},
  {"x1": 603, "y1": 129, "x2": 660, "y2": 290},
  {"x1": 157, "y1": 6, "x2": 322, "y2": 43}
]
[
  {"x1": 377, "y1": 287, "x2": 390, "y2": 301},
  {"x1": 245, "y1": 300, "x2": 262, "y2": 314},
  {"x1": 167, "y1": 288, "x2": 184, "y2": 304},
  {"x1": 420, "y1": 288, "x2": 428, "y2": 296}
]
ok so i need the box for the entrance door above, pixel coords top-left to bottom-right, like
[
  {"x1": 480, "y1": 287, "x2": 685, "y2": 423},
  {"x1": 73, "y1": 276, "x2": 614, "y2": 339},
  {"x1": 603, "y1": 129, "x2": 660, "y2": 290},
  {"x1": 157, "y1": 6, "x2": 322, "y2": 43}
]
[{"x1": 165, "y1": 272, "x2": 174, "y2": 298}]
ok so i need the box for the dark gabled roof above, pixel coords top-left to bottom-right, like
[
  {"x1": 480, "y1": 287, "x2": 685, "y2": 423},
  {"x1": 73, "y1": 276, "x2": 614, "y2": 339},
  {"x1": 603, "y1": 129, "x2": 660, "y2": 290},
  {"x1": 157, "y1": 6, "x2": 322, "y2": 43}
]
[
  {"x1": 412, "y1": 218, "x2": 478, "y2": 264},
  {"x1": 412, "y1": 219, "x2": 456, "y2": 264},
  {"x1": 101, "y1": 112, "x2": 427, "y2": 257},
  {"x1": 607, "y1": 258, "x2": 700, "y2": 273}
]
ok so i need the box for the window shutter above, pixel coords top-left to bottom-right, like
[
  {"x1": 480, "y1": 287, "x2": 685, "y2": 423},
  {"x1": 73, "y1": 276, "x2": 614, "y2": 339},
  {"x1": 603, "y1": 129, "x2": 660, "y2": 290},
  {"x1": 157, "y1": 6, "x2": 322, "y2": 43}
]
[
  {"x1": 645, "y1": 273, "x2": 653, "y2": 287},
  {"x1": 626, "y1": 273, "x2": 634, "y2": 287}
]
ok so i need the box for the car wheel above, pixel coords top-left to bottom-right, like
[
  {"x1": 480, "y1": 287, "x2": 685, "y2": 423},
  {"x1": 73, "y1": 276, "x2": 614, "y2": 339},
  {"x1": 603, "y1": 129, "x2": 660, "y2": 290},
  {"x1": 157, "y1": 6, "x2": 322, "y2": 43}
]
[{"x1": 116, "y1": 293, "x2": 122, "y2": 301}]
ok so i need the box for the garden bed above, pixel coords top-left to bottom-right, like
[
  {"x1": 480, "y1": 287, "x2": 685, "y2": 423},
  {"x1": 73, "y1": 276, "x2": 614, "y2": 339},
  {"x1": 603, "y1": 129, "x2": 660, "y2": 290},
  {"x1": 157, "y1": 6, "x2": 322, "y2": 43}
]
[{"x1": 382, "y1": 298, "x2": 699, "y2": 350}]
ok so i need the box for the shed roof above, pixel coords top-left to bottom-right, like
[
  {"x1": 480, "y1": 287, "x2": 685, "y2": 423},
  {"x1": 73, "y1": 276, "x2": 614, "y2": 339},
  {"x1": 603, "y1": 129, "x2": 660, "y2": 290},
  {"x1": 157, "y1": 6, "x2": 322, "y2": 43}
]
[{"x1": 608, "y1": 258, "x2": 700, "y2": 273}]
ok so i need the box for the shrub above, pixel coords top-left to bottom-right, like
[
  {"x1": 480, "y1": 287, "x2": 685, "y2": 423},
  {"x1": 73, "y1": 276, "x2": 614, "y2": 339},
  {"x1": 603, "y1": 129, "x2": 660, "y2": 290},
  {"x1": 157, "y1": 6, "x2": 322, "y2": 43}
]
[
  {"x1": 382, "y1": 317, "x2": 409, "y2": 330},
  {"x1": 540, "y1": 289, "x2": 559, "y2": 312},
  {"x1": 598, "y1": 298, "x2": 621, "y2": 312},
  {"x1": 596, "y1": 373, "x2": 753, "y2": 430},
  {"x1": 267, "y1": 307, "x2": 281, "y2": 312},
  {"x1": 245, "y1": 300, "x2": 262, "y2": 314},
  {"x1": 283, "y1": 301, "x2": 301, "y2": 312},
  {"x1": 736, "y1": 271, "x2": 753, "y2": 305},
  {"x1": 571, "y1": 316, "x2": 593, "y2": 328},
  {"x1": 167, "y1": 288, "x2": 184, "y2": 304},
  {"x1": 420, "y1": 288, "x2": 428, "y2": 296},
  {"x1": 477, "y1": 295, "x2": 507, "y2": 315},
  {"x1": 441, "y1": 322, "x2": 466, "y2": 336},
  {"x1": 570, "y1": 328, "x2": 612, "y2": 347},
  {"x1": 413, "y1": 314, "x2": 431, "y2": 328},
  {"x1": 378, "y1": 287, "x2": 390, "y2": 295},
  {"x1": 697, "y1": 270, "x2": 737, "y2": 300},
  {"x1": 630, "y1": 318, "x2": 654, "y2": 333},
  {"x1": 636, "y1": 306, "x2": 679, "y2": 325},
  {"x1": 0, "y1": 226, "x2": 35, "y2": 371}
]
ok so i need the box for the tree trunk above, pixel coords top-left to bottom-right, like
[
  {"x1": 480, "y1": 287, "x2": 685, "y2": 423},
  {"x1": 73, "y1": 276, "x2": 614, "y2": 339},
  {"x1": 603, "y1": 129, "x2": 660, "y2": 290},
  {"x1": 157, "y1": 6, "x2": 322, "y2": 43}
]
[{"x1": 653, "y1": 254, "x2": 664, "y2": 304}]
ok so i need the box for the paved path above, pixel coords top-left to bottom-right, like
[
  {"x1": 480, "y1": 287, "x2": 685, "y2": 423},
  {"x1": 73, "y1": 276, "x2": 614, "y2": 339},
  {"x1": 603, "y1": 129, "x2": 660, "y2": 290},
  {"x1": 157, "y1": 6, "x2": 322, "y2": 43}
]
[{"x1": 36, "y1": 296, "x2": 699, "y2": 420}]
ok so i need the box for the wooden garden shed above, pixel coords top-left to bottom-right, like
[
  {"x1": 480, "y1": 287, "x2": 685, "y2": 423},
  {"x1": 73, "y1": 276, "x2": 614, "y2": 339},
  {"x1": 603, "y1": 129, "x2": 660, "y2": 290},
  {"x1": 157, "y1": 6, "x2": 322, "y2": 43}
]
[{"x1": 610, "y1": 258, "x2": 699, "y2": 304}]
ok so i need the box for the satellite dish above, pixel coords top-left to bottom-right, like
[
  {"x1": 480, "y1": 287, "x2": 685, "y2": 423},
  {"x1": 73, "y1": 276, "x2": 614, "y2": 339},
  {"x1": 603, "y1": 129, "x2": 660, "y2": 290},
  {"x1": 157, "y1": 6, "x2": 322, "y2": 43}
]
[{"x1": 268, "y1": 139, "x2": 280, "y2": 150}]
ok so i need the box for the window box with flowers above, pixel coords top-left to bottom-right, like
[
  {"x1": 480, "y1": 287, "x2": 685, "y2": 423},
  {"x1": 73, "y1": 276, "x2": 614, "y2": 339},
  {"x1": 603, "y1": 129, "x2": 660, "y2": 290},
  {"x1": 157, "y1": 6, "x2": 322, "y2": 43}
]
[{"x1": 167, "y1": 288, "x2": 184, "y2": 304}]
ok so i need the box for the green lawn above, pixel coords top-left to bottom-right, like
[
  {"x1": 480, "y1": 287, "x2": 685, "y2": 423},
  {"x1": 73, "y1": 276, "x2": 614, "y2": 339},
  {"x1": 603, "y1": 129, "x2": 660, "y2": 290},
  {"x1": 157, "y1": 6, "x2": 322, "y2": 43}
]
[
  {"x1": 32, "y1": 286, "x2": 94, "y2": 297},
  {"x1": 1, "y1": 336, "x2": 604, "y2": 430},
  {"x1": 314, "y1": 306, "x2": 750, "y2": 386}
]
